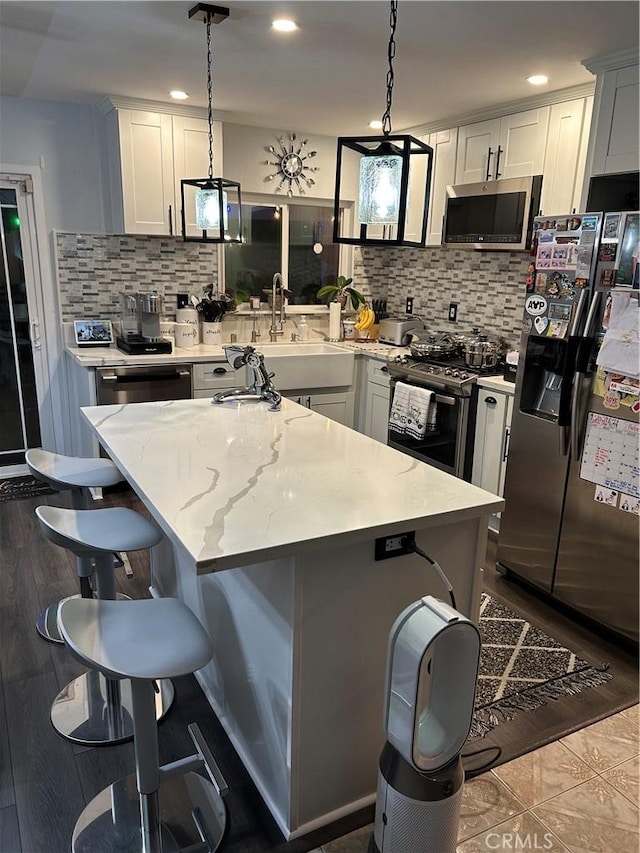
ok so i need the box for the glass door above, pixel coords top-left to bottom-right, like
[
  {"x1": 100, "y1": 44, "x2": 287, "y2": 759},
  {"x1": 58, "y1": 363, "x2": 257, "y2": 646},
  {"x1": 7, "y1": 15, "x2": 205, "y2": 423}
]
[{"x1": 0, "y1": 186, "x2": 41, "y2": 466}]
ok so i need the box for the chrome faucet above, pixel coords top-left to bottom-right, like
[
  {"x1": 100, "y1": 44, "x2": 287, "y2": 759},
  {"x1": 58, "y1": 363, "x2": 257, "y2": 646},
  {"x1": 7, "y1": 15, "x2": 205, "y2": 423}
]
[{"x1": 269, "y1": 272, "x2": 286, "y2": 342}]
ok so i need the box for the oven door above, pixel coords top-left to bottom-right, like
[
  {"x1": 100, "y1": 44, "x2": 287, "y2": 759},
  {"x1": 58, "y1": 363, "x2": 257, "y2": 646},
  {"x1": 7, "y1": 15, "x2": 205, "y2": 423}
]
[{"x1": 387, "y1": 379, "x2": 470, "y2": 478}]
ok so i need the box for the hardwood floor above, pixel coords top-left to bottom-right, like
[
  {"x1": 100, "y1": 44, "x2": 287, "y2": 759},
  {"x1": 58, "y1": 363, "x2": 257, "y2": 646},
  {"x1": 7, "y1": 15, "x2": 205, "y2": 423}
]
[{"x1": 0, "y1": 489, "x2": 636, "y2": 852}]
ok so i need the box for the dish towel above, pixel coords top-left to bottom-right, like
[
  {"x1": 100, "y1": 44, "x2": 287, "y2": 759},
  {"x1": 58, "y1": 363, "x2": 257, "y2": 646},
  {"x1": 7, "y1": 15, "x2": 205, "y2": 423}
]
[
  {"x1": 406, "y1": 386, "x2": 436, "y2": 440},
  {"x1": 389, "y1": 381, "x2": 412, "y2": 434}
]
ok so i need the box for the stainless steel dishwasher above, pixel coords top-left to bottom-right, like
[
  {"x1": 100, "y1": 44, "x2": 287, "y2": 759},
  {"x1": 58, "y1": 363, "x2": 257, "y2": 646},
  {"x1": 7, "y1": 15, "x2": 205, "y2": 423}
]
[{"x1": 96, "y1": 364, "x2": 192, "y2": 405}]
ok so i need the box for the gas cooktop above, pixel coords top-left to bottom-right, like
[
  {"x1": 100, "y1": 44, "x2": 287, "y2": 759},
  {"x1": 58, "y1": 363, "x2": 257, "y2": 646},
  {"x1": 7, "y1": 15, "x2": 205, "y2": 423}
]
[{"x1": 387, "y1": 356, "x2": 502, "y2": 396}]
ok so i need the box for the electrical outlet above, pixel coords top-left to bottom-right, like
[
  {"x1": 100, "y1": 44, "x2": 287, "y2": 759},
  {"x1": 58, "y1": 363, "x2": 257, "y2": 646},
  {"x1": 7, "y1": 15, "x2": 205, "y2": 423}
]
[
  {"x1": 375, "y1": 531, "x2": 416, "y2": 560},
  {"x1": 405, "y1": 296, "x2": 414, "y2": 314},
  {"x1": 448, "y1": 302, "x2": 458, "y2": 322}
]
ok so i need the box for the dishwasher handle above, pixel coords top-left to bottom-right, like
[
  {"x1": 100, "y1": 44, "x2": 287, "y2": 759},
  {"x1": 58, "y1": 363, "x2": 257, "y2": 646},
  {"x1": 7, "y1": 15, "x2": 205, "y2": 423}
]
[{"x1": 100, "y1": 369, "x2": 190, "y2": 384}]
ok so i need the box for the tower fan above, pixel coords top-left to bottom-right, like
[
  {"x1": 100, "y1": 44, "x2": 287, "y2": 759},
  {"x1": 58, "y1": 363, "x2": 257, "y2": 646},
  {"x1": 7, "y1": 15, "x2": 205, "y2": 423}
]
[{"x1": 370, "y1": 596, "x2": 481, "y2": 853}]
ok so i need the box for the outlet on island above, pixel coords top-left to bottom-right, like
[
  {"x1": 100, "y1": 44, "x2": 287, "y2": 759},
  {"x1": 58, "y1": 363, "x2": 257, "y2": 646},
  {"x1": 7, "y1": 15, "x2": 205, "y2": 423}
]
[
  {"x1": 406, "y1": 296, "x2": 414, "y2": 314},
  {"x1": 448, "y1": 302, "x2": 458, "y2": 322}
]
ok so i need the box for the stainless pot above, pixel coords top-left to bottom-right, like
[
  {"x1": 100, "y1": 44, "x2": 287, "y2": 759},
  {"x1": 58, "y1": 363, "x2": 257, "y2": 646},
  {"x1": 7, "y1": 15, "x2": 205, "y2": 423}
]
[
  {"x1": 410, "y1": 332, "x2": 459, "y2": 361},
  {"x1": 463, "y1": 333, "x2": 500, "y2": 368}
]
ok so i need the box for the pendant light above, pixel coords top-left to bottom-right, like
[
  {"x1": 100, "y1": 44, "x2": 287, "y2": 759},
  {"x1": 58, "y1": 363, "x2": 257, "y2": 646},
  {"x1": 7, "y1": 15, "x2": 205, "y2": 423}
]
[
  {"x1": 333, "y1": 1, "x2": 433, "y2": 247},
  {"x1": 181, "y1": 3, "x2": 243, "y2": 243}
]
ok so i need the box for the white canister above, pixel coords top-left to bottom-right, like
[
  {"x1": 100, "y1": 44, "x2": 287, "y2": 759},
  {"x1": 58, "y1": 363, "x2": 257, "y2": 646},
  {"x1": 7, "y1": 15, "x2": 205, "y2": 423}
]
[
  {"x1": 202, "y1": 322, "x2": 222, "y2": 347},
  {"x1": 176, "y1": 307, "x2": 200, "y2": 342},
  {"x1": 343, "y1": 319, "x2": 356, "y2": 340},
  {"x1": 159, "y1": 319, "x2": 176, "y2": 343},
  {"x1": 174, "y1": 322, "x2": 198, "y2": 349}
]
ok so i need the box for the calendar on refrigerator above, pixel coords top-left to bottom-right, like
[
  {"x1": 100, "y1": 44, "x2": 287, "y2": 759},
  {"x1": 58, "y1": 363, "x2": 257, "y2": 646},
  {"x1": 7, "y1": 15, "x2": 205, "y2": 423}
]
[{"x1": 580, "y1": 411, "x2": 640, "y2": 498}]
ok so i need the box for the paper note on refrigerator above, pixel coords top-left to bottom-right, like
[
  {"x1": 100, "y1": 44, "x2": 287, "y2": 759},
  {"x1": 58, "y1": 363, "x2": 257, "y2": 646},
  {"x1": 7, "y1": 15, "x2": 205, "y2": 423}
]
[
  {"x1": 596, "y1": 292, "x2": 640, "y2": 378},
  {"x1": 580, "y1": 412, "x2": 640, "y2": 498}
]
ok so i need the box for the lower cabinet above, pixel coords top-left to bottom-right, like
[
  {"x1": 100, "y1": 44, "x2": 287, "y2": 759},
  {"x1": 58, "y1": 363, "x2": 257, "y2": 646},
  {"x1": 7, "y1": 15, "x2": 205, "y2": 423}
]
[
  {"x1": 287, "y1": 391, "x2": 355, "y2": 428},
  {"x1": 192, "y1": 361, "x2": 244, "y2": 398},
  {"x1": 364, "y1": 359, "x2": 391, "y2": 444},
  {"x1": 472, "y1": 386, "x2": 514, "y2": 531}
]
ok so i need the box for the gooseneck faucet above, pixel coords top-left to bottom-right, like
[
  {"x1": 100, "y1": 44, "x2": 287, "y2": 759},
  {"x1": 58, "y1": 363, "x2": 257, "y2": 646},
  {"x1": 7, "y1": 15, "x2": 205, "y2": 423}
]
[{"x1": 269, "y1": 272, "x2": 286, "y2": 342}]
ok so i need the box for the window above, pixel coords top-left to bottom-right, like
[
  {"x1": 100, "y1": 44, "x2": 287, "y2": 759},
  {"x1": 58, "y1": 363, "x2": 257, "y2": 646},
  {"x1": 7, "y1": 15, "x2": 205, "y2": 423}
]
[{"x1": 223, "y1": 199, "x2": 344, "y2": 306}]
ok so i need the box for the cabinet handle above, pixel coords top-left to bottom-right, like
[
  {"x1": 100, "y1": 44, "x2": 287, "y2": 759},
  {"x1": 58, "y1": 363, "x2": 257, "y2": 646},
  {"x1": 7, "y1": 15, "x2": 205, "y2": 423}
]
[
  {"x1": 494, "y1": 146, "x2": 503, "y2": 179},
  {"x1": 484, "y1": 396, "x2": 497, "y2": 406},
  {"x1": 213, "y1": 367, "x2": 227, "y2": 375},
  {"x1": 503, "y1": 426, "x2": 511, "y2": 462},
  {"x1": 306, "y1": 396, "x2": 311, "y2": 408},
  {"x1": 485, "y1": 148, "x2": 494, "y2": 181},
  {"x1": 380, "y1": 366, "x2": 388, "y2": 373},
  {"x1": 168, "y1": 204, "x2": 173, "y2": 236}
]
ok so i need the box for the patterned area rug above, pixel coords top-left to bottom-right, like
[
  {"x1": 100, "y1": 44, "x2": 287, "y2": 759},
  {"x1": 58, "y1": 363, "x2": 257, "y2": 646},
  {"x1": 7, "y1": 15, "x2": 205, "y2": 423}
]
[
  {"x1": 471, "y1": 593, "x2": 612, "y2": 738},
  {"x1": 0, "y1": 475, "x2": 55, "y2": 502}
]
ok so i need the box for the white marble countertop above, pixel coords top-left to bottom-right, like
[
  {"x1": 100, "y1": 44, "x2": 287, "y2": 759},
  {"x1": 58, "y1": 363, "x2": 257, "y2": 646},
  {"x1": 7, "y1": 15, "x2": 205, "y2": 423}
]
[
  {"x1": 82, "y1": 397, "x2": 503, "y2": 573},
  {"x1": 477, "y1": 375, "x2": 516, "y2": 394},
  {"x1": 66, "y1": 339, "x2": 410, "y2": 368}
]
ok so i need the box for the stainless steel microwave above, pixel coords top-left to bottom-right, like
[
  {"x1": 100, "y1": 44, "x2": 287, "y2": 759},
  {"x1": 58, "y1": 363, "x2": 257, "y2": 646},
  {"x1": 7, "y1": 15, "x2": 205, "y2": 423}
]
[{"x1": 443, "y1": 175, "x2": 543, "y2": 251}]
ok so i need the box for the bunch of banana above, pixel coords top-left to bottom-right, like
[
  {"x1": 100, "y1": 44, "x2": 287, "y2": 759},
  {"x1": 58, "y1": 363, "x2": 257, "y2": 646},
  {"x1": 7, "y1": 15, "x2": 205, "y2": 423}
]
[{"x1": 355, "y1": 304, "x2": 376, "y2": 332}]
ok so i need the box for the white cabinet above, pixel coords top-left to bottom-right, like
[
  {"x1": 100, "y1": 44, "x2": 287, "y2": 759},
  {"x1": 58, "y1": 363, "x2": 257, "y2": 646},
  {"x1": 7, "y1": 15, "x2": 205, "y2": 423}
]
[
  {"x1": 426, "y1": 128, "x2": 458, "y2": 246},
  {"x1": 541, "y1": 97, "x2": 593, "y2": 215},
  {"x1": 472, "y1": 384, "x2": 514, "y2": 531},
  {"x1": 455, "y1": 108, "x2": 550, "y2": 184},
  {"x1": 287, "y1": 392, "x2": 355, "y2": 428},
  {"x1": 106, "y1": 106, "x2": 222, "y2": 236},
  {"x1": 363, "y1": 359, "x2": 391, "y2": 443},
  {"x1": 192, "y1": 360, "x2": 243, "y2": 398},
  {"x1": 589, "y1": 63, "x2": 640, "y2": 176}
]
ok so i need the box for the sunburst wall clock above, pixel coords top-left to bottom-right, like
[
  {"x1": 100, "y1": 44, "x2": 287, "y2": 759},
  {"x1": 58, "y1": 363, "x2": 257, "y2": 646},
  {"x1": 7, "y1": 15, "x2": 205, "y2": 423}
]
[{"x1": 262, "y1": 134, "x2": 319, "y2": 196}]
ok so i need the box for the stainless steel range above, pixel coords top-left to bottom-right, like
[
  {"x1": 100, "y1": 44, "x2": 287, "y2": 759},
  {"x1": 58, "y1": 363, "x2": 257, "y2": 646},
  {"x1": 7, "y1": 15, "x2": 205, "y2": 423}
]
[{"x1": 387, "y1": 354, "x2": 502, "y2": 479}]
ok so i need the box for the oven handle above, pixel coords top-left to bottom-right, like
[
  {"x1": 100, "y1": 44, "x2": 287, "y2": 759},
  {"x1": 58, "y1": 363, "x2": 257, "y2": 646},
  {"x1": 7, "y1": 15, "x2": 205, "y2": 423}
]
[{"x1": 391, "y1": 381, "x2": 456, "y2": 407}]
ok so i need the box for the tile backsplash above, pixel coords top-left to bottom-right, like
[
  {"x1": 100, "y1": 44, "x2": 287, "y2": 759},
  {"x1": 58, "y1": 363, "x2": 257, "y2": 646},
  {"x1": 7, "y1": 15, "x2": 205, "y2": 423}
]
[
  {"x1": 55, "y1": 233, "x2": 219, "y2": 323},
  {"x1": 55, "y1": 233, "x2": 530, "y2": 348},
  {"x1": 353, "y1": 246, "x2": 531, "y2": 347}
]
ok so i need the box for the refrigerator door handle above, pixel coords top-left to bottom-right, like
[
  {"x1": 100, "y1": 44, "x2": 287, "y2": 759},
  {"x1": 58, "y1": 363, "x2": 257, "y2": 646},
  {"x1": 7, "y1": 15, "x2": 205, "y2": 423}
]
[
  {"x1": 583, "y1": 291, "x2": 602, "y2": 338},
  {"x1": 569, "y1": 288, "x2": 589, "y2": 337}
]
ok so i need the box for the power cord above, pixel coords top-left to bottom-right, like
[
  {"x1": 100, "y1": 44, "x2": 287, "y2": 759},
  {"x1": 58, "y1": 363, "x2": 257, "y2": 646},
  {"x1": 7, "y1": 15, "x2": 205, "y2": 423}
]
[
  {"x1": 396, "y1": 536, "x2": 504, "y2": 776},
  {"x1": 403, "y1": 539, "x2": 457, "y2": 610}
]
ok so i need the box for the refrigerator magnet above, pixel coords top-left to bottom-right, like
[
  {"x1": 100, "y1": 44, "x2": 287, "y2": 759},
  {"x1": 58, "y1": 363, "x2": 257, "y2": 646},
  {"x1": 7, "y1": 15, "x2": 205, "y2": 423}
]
[
  {"x1": 525, "y1": 294, "x2": 548, "y2": 316},
  {"x1": 620, "y1": 494, "x2": 640, "y2": 515},
  {"x1": 534, "y1": 316, "x2": 549, "y2": 334},
  {"x1": 594, "y1": 486, "x2": 619, "y2": 506}
]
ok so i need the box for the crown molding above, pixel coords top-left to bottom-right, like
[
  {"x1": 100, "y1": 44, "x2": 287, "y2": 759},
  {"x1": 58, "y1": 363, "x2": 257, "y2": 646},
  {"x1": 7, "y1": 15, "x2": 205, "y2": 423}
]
[
  {"x1": 97, "y1": 95, "x2": 233, "y2": 122},
  {"x1": 403, "y1": 82, "x2": 596, "y2": 138},
  {"x1": 582, "y1": 48, "x2": 639, "y2": 75}
]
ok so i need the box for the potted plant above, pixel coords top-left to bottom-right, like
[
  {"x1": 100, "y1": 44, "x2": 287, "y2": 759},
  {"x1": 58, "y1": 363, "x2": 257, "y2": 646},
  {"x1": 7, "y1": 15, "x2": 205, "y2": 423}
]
[{"x1": 316, "y1": 276, "x2": 366, "y2": 311}]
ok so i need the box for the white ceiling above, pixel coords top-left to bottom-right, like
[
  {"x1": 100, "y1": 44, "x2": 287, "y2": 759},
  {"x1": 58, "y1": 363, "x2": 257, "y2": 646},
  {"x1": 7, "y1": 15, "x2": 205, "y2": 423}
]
[{"x1": 0, "y1": 1, "x2": 638, "y2": 135}]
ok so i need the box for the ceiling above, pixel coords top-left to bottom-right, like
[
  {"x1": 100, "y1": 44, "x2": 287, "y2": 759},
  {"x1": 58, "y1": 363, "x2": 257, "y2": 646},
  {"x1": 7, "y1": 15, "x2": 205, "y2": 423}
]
[{"x1": 1, "y1": 1, "x2": 638, "y2": 136}]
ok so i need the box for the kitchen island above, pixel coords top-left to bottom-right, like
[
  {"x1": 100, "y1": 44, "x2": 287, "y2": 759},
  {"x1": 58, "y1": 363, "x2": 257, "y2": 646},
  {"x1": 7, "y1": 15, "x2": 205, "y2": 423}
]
[{"x1": 82, "y1": 397, "x2": 503, "y2": 839}]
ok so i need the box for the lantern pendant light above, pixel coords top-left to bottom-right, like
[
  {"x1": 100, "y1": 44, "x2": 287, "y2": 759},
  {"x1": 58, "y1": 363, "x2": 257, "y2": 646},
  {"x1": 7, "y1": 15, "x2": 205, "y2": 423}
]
[
  {"x1": 181, "y1": 3, "x2": 243, "y2": 243},
  {"x1": 333, "y1": 1, "x2": 433, "y2": 247}
]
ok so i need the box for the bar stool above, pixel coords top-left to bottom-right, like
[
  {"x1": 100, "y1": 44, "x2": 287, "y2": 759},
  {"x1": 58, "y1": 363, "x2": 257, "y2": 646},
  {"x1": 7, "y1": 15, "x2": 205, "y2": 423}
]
[
  {"x1": 59, "y1": 597, "x2": 228, "y2": 853},
  {"x1": 25, "y1": 448, "x2": 128, "y2": 644},
  {"x1": 36, "y1": 504, "x2": 175, "y2": 746}
]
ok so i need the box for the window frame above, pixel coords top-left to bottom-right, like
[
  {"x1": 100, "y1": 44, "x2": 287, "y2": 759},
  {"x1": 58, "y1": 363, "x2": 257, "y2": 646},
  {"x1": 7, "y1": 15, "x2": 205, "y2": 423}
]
[{"x1": 219, "y1": 193, "x2": 354, "y2": 313}]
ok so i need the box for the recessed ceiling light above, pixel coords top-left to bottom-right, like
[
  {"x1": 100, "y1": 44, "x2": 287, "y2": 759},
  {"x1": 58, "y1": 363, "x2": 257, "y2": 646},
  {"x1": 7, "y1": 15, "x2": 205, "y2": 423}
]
[
  {"x1": 369, "y1": 120, "x2": 383, "y2": 129},
  {"x1": 170, "y1": 90, "x2": 190, "y2": 100},
  {"x1": 526, "y1": 74, "x2": 549, "y2": 86},
  {"x1": 272, "y1": 19, "x2": 298, "y2": 33}
]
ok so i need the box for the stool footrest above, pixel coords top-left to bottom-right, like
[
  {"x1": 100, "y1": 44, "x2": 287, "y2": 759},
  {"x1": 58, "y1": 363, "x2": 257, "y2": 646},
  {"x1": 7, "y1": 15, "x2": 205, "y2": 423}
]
[{"x1": 188, "y1": 723, "x2": 229, "y2": 799}]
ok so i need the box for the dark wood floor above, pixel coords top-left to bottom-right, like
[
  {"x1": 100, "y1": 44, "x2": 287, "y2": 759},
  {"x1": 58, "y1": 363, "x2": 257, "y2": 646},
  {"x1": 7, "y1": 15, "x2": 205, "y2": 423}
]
[{"x1": 0, "y1": 488, "x2": 637, "y2": 852}]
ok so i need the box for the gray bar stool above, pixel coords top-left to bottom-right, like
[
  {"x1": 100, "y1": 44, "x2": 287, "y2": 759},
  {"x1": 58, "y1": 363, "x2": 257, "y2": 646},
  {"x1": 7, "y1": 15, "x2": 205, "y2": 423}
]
[
  {"x1": 36, "y1": 504, "x2": 175, "y2": 746},
  {"x1": 59, "y1": 597, "x2": 228, "y2": 853},
  {"x1": 25, "y1": 448, "x2": 128, "y2": 644}
]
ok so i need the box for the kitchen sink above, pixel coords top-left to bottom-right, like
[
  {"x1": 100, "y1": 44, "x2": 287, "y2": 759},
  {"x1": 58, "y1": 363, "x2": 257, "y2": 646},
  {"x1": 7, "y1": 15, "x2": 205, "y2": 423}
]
[{"x1": 256, "y1": 342, "x2": 355, "y2": 390}]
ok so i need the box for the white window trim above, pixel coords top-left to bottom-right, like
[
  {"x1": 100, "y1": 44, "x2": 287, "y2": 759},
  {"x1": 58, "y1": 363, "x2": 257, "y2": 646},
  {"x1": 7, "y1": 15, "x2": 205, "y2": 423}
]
[{"x1": 220, "y1": 194, "x2": 354, "y2": 314}]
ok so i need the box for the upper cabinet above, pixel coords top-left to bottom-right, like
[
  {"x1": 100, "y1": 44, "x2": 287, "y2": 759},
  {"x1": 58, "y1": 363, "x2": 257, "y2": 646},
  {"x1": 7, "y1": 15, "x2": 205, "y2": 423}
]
[
  {"x1": 583, "y1": 55, "x2": 639, "y2": 178},
  {"x1": 455, "y1": 107, "x2": 550, "y2": 184},
  {"x1": 540, "y1": 97, "x2": 593, "y2": 216},
  {"x1": 426, "y1": 128, "x2": 458, "y2": 246},
  {"x1": 104, "y1": 103, "x2": 222, "y2": 236}
]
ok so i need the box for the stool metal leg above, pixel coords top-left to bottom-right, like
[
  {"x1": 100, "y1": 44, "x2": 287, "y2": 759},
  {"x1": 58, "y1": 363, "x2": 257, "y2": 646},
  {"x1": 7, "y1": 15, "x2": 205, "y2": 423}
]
[{"x1": 131, "y1": 679, "x2": 162, "y2": 853}]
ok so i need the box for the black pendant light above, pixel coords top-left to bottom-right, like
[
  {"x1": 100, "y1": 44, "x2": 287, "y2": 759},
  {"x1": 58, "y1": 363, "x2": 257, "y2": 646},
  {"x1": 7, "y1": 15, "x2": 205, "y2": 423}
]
[
  {"x1": 333, "y1": 1, "x2": 433, "y2": 247},
  {"x1": 181, "y1": 3, "x2": 243, "y2": 243}
]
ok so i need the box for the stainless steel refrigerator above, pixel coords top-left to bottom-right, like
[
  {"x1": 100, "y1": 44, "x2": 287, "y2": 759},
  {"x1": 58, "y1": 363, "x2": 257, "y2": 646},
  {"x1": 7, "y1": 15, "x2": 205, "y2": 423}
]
[{"x1": 498, "y1": 210, "x2": 639, "y2": 644}]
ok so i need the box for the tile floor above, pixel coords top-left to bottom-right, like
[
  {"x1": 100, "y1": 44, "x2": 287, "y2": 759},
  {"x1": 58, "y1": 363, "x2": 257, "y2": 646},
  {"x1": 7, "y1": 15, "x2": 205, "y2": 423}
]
[{"x1": 314, "y1": 704, "x2": 639, "y2": 853}]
